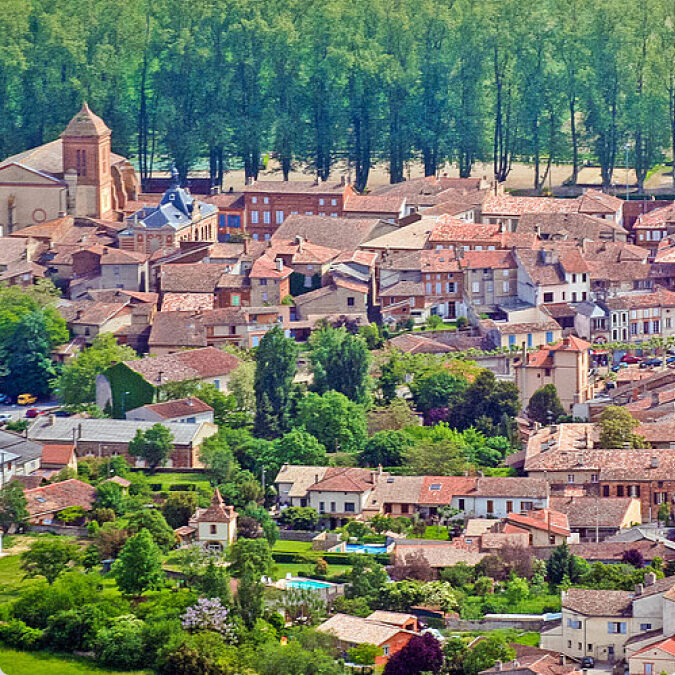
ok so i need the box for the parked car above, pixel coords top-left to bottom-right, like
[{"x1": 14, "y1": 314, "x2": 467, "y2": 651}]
[
  {"x1": 580, "y1": 656, "x2": 595, "y2": 669},
  {"x1": 0, "y1": 393, "x2": 11, "y2": 405},
  {"x1": 611, "y1": 363, "x2": 628, "y2": 372},
  {"x1": 621, "y1": 354, "x2": 641, "y2": 364},
  {"x1": 640, "y1": 358, "x2": 663, "y2": 369},
  {"x1": 25, "y1": 408, "x2": 41, "y2": 418},
  {"x1": 53, "y1": 409, "x2": 73, "y2": 417},
  {"x1": 667, "y1": 355, "x2": 675, "y2": 364},
  {"x1": 17, "y1": 393, "x2": 37, "y2": 405},
  {"x1": 0, "y1": 413, "x2": 12, "y2": 425}
]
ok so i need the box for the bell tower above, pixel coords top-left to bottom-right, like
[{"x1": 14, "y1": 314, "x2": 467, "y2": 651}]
[{"x1": 61, "y1": 102, "x2": 113, "y2": 219}]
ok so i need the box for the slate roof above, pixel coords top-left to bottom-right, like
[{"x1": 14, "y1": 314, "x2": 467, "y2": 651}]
[
  {"x1": 124, "y1": 346, "x2": 240, "y2": 383},
  {"x1": 0, "y1": 430, "x2": 43, "y2": 465}
]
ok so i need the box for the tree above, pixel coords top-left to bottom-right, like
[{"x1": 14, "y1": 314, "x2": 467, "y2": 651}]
[
  {"x1": 196, "y1": 559, "x2": 233, "y2": 606},
  {"x1": 53, "y1": 333, "x2": 137, "y2": 407},
  {"x1": 383, "y1": 633, "x2": 444, "y2": 675},
  {"x1": 0, "y1": 310, "x2": 57, "y2": 398},
  {"x1": 346, "y1": 556, "x2": 389, "y2": 607},
  {"x1": 128, "y1": 423, "x2": 174, "y2": 473},
  {"x1": 269, "y1": 428, "x2": 328, "y2": 476},
  {"x1": 254, "y1": 326, "x2": 298, "y2": 439},
  {"x1": 94, "y1": 616, "x2": 146, "y2": 670},
  {"x1": 93, "y1": 523, "x2": 129, "y2": 559},
  {"x1": 546, "y1": 542, "x2": 585, "y2": 586},
  {"x1": 359, "y1": 430, "x2": 413, "y2": 468},
  {"x1": 527, "y1": 384, "x2": 565, "y2": 424},
  {"x1": 0, "y1": 481, "x2": 29, "y2": 534},
  {"x1": 406, "y1": 437, "x2": 471, "y2": 476},
  {"x1": 622, "y1": 549, "x2": 646, "y2": 568},
  {"x1": 308, "y1": 325, "x2": 372, "y2": 404},
  {"x1": 94, "y1": 482, "x2": 125, "y2": 515},
  {"x1": 462, "y1": 634, "x2": 516, "y2": 675},
  {"x1": 111, "y1": 529, "x2": 164, "y2": 596},
  {"x1": 163, "y1": 491, "x2": 199, "y2": 529},
  {"x1": 126, "y1": 508, "x2": 176, "y2": 552},
  {"x1": 21, "y1": 538, "x2": 81, "y2": 584},
  {"x1": 280, "y1": 506, "x2": 319, "y2": 530},
  {"x1": 237, "y1": 569, "x2": 265, "y2": 628},
  {"x1": 659, "y1": 502, "x2": 671, "y2": 527},
  {"x1": 348, "y1": 643, "x2": 382, "y2": 666},
  {"x1": 295, "y1": 391, "x2": 367, "y2": 453},
  {"x1": 228, "y1": 538, "x2": 273, "y2": 579},
  {"x1": 598, "y1": 406, "x2": 648, "y2": 449},
  {"x1": 278, "y1": 587, "x2": 327, "y2": 626},
  {"x1": 410, "y1": 371, "x2": 468, "y2": 416}
]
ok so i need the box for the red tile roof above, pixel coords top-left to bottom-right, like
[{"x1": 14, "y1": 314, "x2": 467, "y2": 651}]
[
  {"x1": 420, "y1": 249, "x2": 461, "y2": 273},
  {"x1": 161, "y1": 292, "x2": 214, "y2": 312},
  {"x1": 194, "y1": 489, "x2": 237, "y2": 523},
  {"x1": 429, "y1": 217, "x2": 500, "y2": 242},
  {"x1": 306, "y1": 467, "x2": 377, "y2": 493},
  {"x1": 461, "y1": 250, "x2": 517, "y2": 270},
  {"x1": 24, "y1": 479, "x2": 96, "y2": 517},
  {"x1": 506, "y1": 509, "x2": 570, "y2": 536},
  {"x1": 632, "y1": 636, "x2": 675, "y2": 658},
  {"x1": 137, "y1": 396, "x2": 213, "y2": 419},
  {"x1": 418, "y1": 476, "x2": 478, "y2": 504},
  {"x1": 249, "y1": 255, "x2": 293, "y2": 279},
  {"x1": 41, "y1": 444, "x2": 75, "y2": 466}
]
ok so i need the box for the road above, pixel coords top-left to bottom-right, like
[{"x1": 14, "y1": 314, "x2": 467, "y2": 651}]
[{"x1": 0, "y1": 401, "x2": 59, "y2": 424}]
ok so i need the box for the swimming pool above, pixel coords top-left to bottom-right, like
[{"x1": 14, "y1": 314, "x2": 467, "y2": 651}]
[
  {"x1": 345, "y1": 543, "x2": 388, "y2": 555},
  {"x1": 285, "y1": 578, "x2": 333, "y2": 589}
]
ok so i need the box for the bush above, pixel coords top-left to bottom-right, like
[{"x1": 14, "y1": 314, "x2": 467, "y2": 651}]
[
  {"x1": 0, "y1": 619, "x2": 44, "y2": 650},
  {"x1": 94, "y1": 615, "x2": 147, "y2": 670},
  {"x1": 45, "y1": 606, "x2": 114, "y2": 652}
]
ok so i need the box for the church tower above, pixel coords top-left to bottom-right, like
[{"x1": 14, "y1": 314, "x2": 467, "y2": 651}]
[{"x1": 61, "y1": 102, "x2": 113, "y2": 219}]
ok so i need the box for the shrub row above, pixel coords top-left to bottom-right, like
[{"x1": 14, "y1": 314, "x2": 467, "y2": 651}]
[{"x1": 272, "y1": 551, "x2": 390, "y2": 566}]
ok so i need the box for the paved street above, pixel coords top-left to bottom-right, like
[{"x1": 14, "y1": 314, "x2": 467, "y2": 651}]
[{"x1": 0, "y1": 401, "x2": 59, "y2": 423}]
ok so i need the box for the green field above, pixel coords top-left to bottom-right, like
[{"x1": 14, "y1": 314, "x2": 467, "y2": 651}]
[
  {"x1": 0, "y1": 553, "x2": 30, "y2": 603},
  {"x1": 0, "y1": 648, "x2": 150, "y2": 675},
  {"x1": 271, "y1": 540, "x2": 351, "y2": 580},
  {"x1": 142, "y1": 471, "x2": 211, "y2": 490}
]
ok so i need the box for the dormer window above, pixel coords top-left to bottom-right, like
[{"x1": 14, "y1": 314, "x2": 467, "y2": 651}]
[{"x1": 429, "y1": 483, "x2": 442, "y2": 491}]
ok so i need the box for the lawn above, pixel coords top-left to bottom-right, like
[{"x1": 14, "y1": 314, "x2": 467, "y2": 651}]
[
  {"x1": 143, "y1": 471, "x2": 211, "y2": 490},
  {"x1": 421, "y1": 526, "x2": 450, "y2": 541},
  {"x1": 272, "y1": 540, "x2": 314, "y2": 554},
  {"x1": 0, "y1": 552, "x2": 31, "y2": 603},
  {"x1": 0, "y1": 648, "x2": 150, "y2": 675},
  {"x1": 272, "y1": 562, "x2": 351, "y2": 581}
]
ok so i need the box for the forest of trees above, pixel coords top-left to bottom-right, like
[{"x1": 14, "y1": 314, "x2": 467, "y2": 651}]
[{"x1": 1, "y1": 0, "x2": 674, "y2": 191}]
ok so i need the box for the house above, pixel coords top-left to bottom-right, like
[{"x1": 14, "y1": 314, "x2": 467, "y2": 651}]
[
  {"x1": 125, "y1": 397, "x2": 214, "y2": 424},
  {"x1": 550, "y1": 496, "x2": 641, "y2": 542},
  {"x1": 201, "y1": 306, "x2": 290, "y2": 349},
  {"x1": 203, "y1": 192, "x2": 246, "y2": 241},
  {"x1": 316, "y1": 613, "x2": 417, "y2": 667},
  {"x1": 148, "y1": 311, "x2": 208, "y2": 354},
  {"x1": 0, "y1": 430, "x2": 44, "y2": 483},
  {"x1": 393, "y1": 540, "x2": 485, "y2": 569},
  {"x1": 541, "y1": 574, "x2": 675, "y2": 662},
  {"x1": 27, "y1": 417, "x2": 218, "y2": 469},
  {"x1": 428, "y1": 218, "x2": 501, "y2": 251},
  {"x1": 40, "y1": 443, "x2": 78, "y2": 473},
  {"x1": 242, "y1": 179, "x2": 350, "y2": 240},
  {"x1": 515, "y1": 336, "x2": 592, "y2": 413},
  {"x1": 68, "y1": 301, "x2": 133, "y2": 344},
  {"x1": 249, "y1": 255, "x2": 292, "y2": 306},
  {"x1": 632, "y1": 204, "x2": 675, "y2": 258},
  {"x1": 461, "y1": 249, "x2": 518, "y2": 317},
  {"x1": 292, "y1": 276, "x2": 369, "y2": 327},
  {"x1": 503, "y1": 509, "x2": 571, "y2": 546},
  {"x1": 276, "y1": 465, "x2": 329, "y2": 508},
  {"x1": 480, "y1": 306, "x2": 563, "y2": 350},
  {"x1": 480, "y1": 644, "x2": 581, "y2": 675},
  {"x1": 99, "y1": 247, "x2": 149, "y2": 291},
  {"x1": 98, "y1": 346, "x2": 241, "y2": 417},
  {"x1": 23, "y1": 478, "x2": 97, "y2": 525},
  {"x1": 119, "y1": 169, "x2": 218, "y2": 253},
  {"x1": 0, "y1": 103, "x2": 139, "y2": 233},
  {"x1": 628, "y1": 634, "x2": 675, "y2": 675},
  {"x1": 419, "y1": 249, "x2": 464, "y2": 319},
  {"x1": 102, "y1": 475, "x2": 131, "y2": 494},
  {"x1": 187, "y1": 488, "x2": 237, "y2": 552},
  {"x1": 516, "y1": 212, "x2": 627, "y2": 244},
  {"x1": 342, "y1": 193, "x2": 407, "y2": 221},
  {"x1": 599, "y1": 288, "x2": 675, "y2": 343}
]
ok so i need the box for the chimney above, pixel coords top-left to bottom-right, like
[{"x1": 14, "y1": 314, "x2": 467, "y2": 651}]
[
  {"x1": 48, "y1": 414, "x2": 55, "y2": 426},
  {"x1": 314, "y1": 474, "x2": 319, "y2": 484},
  {"x1": 560, "y1": 655, "x2": 566, "y2": 666},
  {"x1": 77, "y1": 423, "x2": 83, "y2": 440},
  {"x1": 635, "y1": 583, "x2": 644, "y2": 595},
  {"x1": 275, "y1": 258, "x2": 283, "y2": 272},
  {"x1": 186, "y1": 397, "x2": 194, "y2": 407},
  {"x1": 645, "y1": 571, "x2": 657, "y2": 586},
  {"x1": 340, "y1": 175, "x2": 346, "y2": 187},
  {"x1": 496, "y1": 662, "x2": 503, "y2": 672},
  {"x1": 651, "y1": 391, "x2": 660, "y2": 408}
]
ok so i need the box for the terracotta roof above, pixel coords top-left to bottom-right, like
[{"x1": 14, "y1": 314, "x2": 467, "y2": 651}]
[
  {"x1": 586, "y1": 260, "x2": 651, "y2": 283},
  {"x1": 203, "y1": 192, "x2": 245, "y2": 209},
  {"x1": 99, "y1": 248, "x2": 148, "y2": 265},
  {"x1": 481, "y1": 651, "x2": 581, "y2": 675},
  {"x1": 148, "y1": 311, "x2": 207, "y2": 348},
  {"x1": 476, "y1": 477, "x2": 548, "y2": 498},
  {"x1": 249, "y1": 255, "x2": 292, "y2": 279},
  {"x1": 420, "y1": 249, "x2": 461, "y2": 273},
  {"x1": 332, "y1": 275, "x2": 369, "y2": 293},
  {"x1": 133, "y1": 396, "x2": 213, "y2": 419},
  {"x1": 394, "y1": 541, "x2": 485, "y2": 567},
  {"x1": 363, "y1": 220, "x2": 434, "y2": 250},
  {"x1": 515, "y1": 250, "x2": 565, "y2": 285},
  {"x1": 270, "y1": 238, "x2": 340, "y2": 264},
  {"x1": 71, "y1": 302, "x2": 129, "y2": 327},
  {"x1": 371, "y1": 176, "x2": 485, "y2": 200},
  {"x1": 480, "y1": 532, "x2": 530, "y2": 550},
  {"x1": 243, "y1": 179, "x2": 346, "y2": 194},
  {"x1": 103, "y1": 475, "x2": 132, "y2": 488},
  {"x1": 429, "y1": 217, "x2": 500, "y2": 242},
  {"x1": 577, "y1": 189, "x2": 623, "y2": 214},
  {"x1": 274, "y1": 465, "x2": 329, "y2": 498},
  {"x1": 62, "y1": 103, "x2": 110, "y2": 137},
  {"x1": 517, "y1": 212, "x2": 626, "y2": 240},
  {"x1": 550, "y1": 496, "x2": 637, "y2": 528},
  {"x1": 562, "y1": 588, "x2": 633, "y2": 617},
  {"x1": 603, "y1": 287, "x2": 675, "y2": 310},
  {"x1": 343, "y1": 194, "x2": 405, "y2": 214},
  {"x1": 506, "y1": 509, "x2": 570, "y2": 536},
  {"x1": 419, "y1": 476, "x2": 478, "y2": 505},
  {"x1": 461, "y1": 250, "x2": 517, "y2": 270},
  {"x1": 194, "y1": 489, "x2": 237, "y2": 523},
  {"x1": 41, "y1": 444, "x2": 75, "y2": 466},
  {"x1": 366, "y1": 611, "x2": 416, "y2": 626},
  {"x1": 161, "y1": 292, "x2": 214, "y2": 312},
  {"x1": 306, "y1": 467, "x2": 376, "y2": 493},
  {"x1": 483, "y1": 193, "x2": 579, "y2": 217},
  {"x1": 24, "y1": 479, "x2": 96, "y2": 517},
  {"x1": 388, "y1": 334, "x2": 455, "y2": 354},
  {"x1": 558, "y1": 248, "x2": 590, "y2": 274},
  {"x1": 160, "y1": 263, "x2": 226, "y2": 293},
  {"x1": 274, "y1": 214, "x2": 382, "y2": 253},
  {"x1": 632, "y1": 636, "x2": 675, "y2": 658},
  {"x1": 317, "y1": 613, "x2": 412, "y2": 646},
  {"x1": 124, "y1": 346, "x2": 240, "y2": 383},
  {"x1": 379, "y1": 280, "x2": 426, "y2": 297}
]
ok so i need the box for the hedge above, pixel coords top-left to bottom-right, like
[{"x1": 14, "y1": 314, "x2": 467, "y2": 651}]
[{"x1": 272, "y1": 551, "x2": 390, "y2": 567}]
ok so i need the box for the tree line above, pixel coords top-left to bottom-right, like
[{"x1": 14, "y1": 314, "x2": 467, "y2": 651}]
[{"x1": 1, "y1": 0, "x2": 674, "y2": 191}]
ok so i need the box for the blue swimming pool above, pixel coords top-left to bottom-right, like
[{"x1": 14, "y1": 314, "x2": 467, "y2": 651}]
[
  {"x1": 286, "y1": 578, "x2": 333, "y2": 589},
  {"x1": 345, "y1": 544, "x2": 388, "y2": 555}
]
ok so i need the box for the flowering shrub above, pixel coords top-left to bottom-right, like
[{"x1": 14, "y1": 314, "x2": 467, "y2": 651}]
[{"x1": 180, "y1": 598, "x2": 236, "y2": 643}]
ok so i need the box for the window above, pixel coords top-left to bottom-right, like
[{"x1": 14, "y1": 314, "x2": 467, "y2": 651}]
[
  {"x1": 331, "y1": 199, "x2": 337, "y2": 206},
  {"x1": 543, "y1": 292, "x2": 554, "y2": 302},
  {"x1": 429, "y1": 484, "x2": 442, "y2": 491},
  {"x1": 572, "y1": 274, "x2": 577, "y2": 283},
  {"x1": 503, "y1": 281, "x2": 510, "y2": 293},
  {"x1": 262, "y1": 292, "x2": 268, "y2": 302},
  {"x1": 347, "y1": 297, "x2": 355, "y2": 307},
  {"x1": 305, "y1": 211, "x2": 313, "y2": 215},
  {"x1": 617, "y1": 485, "x2": 624, "y2": 496},
  {"x1": 546, "y1": 331, "x2": 553, "y2": 343},
  {"x1": 486, "y1": 500, "x2": 494, "y2": 514},
  {"x1": 458, "y1": 499, "x2": 465, "y2": 510},
  {"x1": 319, "y1": 502, "x2": 325, "y2": 513},
  {"x1": 330, "y1": 213, "x2": 338, "y2": 217},
  {"x1": 263, "y1": 197, "x2": 269, "y2": 204},
  {"x1": 259, "y1": 279, "x2": 267, "y2": 286},
  {"x1": 383, "y1": 645, "x2": 390, "y2": 657},
  {"x1": 567, "y1": 618, "x2": 582, "y2": 629},
  {"x1": 263, "y1": 211, "x2": 271, "y2": 224},
  {"x1": 568, "y1": 641, "x2": 572, "y2": 649},
  {"x1": 567, "y1": 474, "x2": 575, "y2": 484},
  {"x1": 251, "y1": 197, "x2": 258, "y2": 204},
  {"x1": 330, "y1": 501, "x2": 336, "y2": 512},
  {"x1": 319, "y1": 198, "x2": 325, "y2": 206},
  {"x1": 509, "y1": 335, "x2": 516, "y2": 347},
  {"x1": 472, "y1": 281, "x2": 480, "y2": 293},
  {"x1": 588, "y1": 644, "x2": 593, "y2": 652},
  {"x1": 607, "y1": 622, "x2": 627, "y2": 634},
  {"x1": 640, "y1": 623, "x2": 653, "y2": 631},
  {"x1": 447, "y1": 282, "x2": 456, "y2": 293},
  {"x1": 232, "y1": 294, "x2": 240, "y2": 306},
  {"x1": 401, "y1": 504, "x2": 409, "y2": 514},
  {"x1": 251, "y1": 210, "x2": 259, "y2": 224},
  {"x1": 506, "y1": 501, "x2": 513, "y2": 513},
  {"x1": 521, "y1": 501, "x2": 533, "y2": 511},
  {"x1": 227, "y1": 214, "x2": 241, "y2": 228},
  {"x1": 645, "y1": 664, "x2": 653, "y2": 675},
  {"x1": 210, "y1": 524, "x2": 217, "y2": 534},
  {"x1": 344, "y1": 502, "x2": 355, "y2": 513},
  {"x1": 527, "y1": 334, "x2": 533, "y2": 348},
  {"x1": 275, "y1": 210, "x2": 284, "y2": 224}
]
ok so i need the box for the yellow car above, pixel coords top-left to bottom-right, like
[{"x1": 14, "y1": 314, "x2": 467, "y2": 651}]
[{"x1": 17, "y1": 393, "x2": 37, "y2": 405}]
